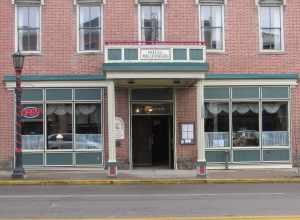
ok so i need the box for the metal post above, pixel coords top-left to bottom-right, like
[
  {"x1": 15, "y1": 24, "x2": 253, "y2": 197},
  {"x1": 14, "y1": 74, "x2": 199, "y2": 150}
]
[{"x1": 12, "y1": 68, "x2": 25, "y2": 178}]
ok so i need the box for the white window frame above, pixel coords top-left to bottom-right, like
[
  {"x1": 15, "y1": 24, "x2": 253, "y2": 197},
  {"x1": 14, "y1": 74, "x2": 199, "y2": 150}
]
[
  {"x1": 15, "y1": 4, "x2": 42, "y2": 54},
  {"x1": 199, "y1": 3, "x2": 225, "y2": 53},
  {"x1": 138, "y1": 3, "x2": 165, "y2": 41},
  {"x1": 258, "y1": 5, "x2": 284, "y2": 52},
  {"x1": 77, "y1": 4, "x2": 103, "y2": 54}
]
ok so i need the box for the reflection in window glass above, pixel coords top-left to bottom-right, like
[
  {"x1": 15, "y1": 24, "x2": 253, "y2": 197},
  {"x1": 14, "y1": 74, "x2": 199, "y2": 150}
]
[
  {"x1": 21, "y1": 104, "x2": 43, "y2": 150},
  {"x1": 75, "y1": 104, "x2": 102, "y2": 150},
  {"x1": 47, "y1": 104, "x2": 73, "y2": 150},
  {"x1": 79, "y1": 5, "x2": 101, "y2": 51},
  {"x1": 141, "y1": 5, "x2": 162, "y2": 41},
  {"x1": 201, "y1": 5, "x2": 223, "y2": 50},
  {"x1": 205, "y1": 103, "x2": 229, "y2": 148},
  {"x1": 17, "y1": 6, "x2": 40, "y2": 51},
  {"x1": 262, "y1": 102, "x2": 288, "y2": 146},
  {"x1": 232, "y1": 102, "x2": 259, "y2": 147}
]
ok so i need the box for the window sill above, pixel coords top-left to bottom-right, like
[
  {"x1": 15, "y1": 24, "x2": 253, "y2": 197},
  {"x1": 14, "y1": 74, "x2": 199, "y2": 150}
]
[
  {"x1": 259, "y1": 50, "x2": 286, "y2": 55},
  {"x1": 20, "y1": 52, "x2": 42, "y2": 56},
  {"x1": 77, "y1": 50, "x2": 103, "y2": 55},
  {"x1": 206, "y1": 50, "x2": 226, "y2": 54}
]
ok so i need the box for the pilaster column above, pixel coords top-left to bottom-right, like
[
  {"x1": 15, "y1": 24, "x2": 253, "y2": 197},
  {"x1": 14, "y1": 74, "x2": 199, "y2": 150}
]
[
  {"x1": 107, "y1": 80, "x2": 117, "y2": 177},
  {"x1": 195, "y1": 80, "x2": 207, "y2": 177}
]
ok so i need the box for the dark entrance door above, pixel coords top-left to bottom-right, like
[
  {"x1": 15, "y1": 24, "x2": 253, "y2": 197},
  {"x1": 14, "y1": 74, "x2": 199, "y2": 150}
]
[{"x1": 132, "y1": 115, "x2": 173, "y2": 168}]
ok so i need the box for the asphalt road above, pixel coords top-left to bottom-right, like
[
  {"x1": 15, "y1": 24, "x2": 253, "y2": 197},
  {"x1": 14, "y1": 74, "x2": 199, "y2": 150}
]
[{"x1": 0, "y1": 184, "x2": 300, "y2": 218}]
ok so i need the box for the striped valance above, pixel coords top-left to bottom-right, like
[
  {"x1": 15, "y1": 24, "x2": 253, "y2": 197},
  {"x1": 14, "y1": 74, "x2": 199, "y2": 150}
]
[
  {"x1": 198, "y1": 0, "x2": 225, "y2": 4},
  {"x1": 12, "y1": 0, "x2": 43, "y2": 5},
  {"x1": 257, "y1": 0, "x2": 285, "y2": 5}
]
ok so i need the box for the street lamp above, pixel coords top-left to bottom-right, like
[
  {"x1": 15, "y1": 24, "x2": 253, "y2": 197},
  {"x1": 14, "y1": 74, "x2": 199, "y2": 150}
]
[{"x1": 12, "y1": 51, "x2": 25, "y2": 179}]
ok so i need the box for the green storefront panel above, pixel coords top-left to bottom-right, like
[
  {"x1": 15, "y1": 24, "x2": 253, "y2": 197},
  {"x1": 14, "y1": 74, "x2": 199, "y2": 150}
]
[
  {"x1": 232, "y1": 87, "x2": 260, "y2": 99},
  {"x1": 76, "y1": 152, "x2": 103, "y2": 165},
  {"x1": 124, "y1": 49, "x2": 138, "y2": 60},
  {"x1": 262, "y1": 87, "x2": 289, "y2": 99},
  {"x1": 22, "y1": 89, "x2": 43, "y2": 101},
  {"x1": 46, "y1": 153, "x2": 73, "y2": 165},
  {"x1": 23, "y1": 153, "x2": 43, "y2": 166},
  {"x1": 108, "y1": 49, "x2": 122, "y2": 60},
  {"x1": 46, "y1": 89, "x2": 72, "y2": 101},
  {"x1": 173, "y1": 49, "x2": 187, "y2": 60},
  {"x1": 263, "y1": 149, "x2": 290, "y2": 161},
  {"x1": 189, "y1": 49, "x2": 203, "y2": 60},
  {"x1": 233, "y1": 150, "x2": 260, "y2": 162},
  {"x1": 206, "y1": 151, "x2": 226, "y2": 162},
  {"x1": 204, "y1": 87, "x2": 229, "y2": 99}
]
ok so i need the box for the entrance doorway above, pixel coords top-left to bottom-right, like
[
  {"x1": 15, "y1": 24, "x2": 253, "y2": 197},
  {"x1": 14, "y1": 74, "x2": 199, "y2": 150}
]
[{"x1": 132, "y1": 115, "x2": 173, "y2": 168}]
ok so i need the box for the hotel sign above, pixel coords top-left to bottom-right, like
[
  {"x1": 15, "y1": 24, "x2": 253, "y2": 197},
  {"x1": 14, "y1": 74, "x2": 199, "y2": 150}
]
[{"x1": 140, "y1": 48, "x2": 171, "y2": 60}]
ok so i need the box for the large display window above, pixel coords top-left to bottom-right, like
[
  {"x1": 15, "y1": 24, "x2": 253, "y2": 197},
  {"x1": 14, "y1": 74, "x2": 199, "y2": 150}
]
[
  {"x1": 204, "y1": 86, "x2": 290, "y2": 163},
  {"x1": 21, "y1": 88, "x2": 104, "y2": 166}
]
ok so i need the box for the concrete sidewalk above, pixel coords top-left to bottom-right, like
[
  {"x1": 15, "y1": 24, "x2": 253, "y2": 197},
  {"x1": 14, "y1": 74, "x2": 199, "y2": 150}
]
[{"x1": 0, "y1": 168, "x2": 299, "y2": 185}]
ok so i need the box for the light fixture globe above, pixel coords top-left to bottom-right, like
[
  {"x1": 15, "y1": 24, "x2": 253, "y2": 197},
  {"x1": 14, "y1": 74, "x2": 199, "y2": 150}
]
[{"x1": 12, "y1": 51, "x2": 25, "y2": 71}]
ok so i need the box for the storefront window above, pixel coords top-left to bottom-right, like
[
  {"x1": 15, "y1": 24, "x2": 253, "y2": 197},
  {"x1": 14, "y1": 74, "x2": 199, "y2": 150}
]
[
  {"x1": 262, "y1": 102, "x2": 288, "y2": 146},
  {"x1": 47, "y1": 104, "x2": 73, "y2": 150},
  {"x1": 232, "y1": 102, "x2": 259, "y2": 147},
  {"x1": 75, "y1": 103, "x2": 102, "y2": 150},
  {"x1": 205, "y1": 102, "x2": 229, "y2": 148},
  {"x1": 21, "y1": 104, "x2": 43, "y2": 150}
]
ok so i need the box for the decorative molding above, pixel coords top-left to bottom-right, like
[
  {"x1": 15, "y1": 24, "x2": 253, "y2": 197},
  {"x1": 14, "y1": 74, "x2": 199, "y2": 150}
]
[
  {"x1": 256, "y1": 0, "x2": 286, "y2": 6},
  {"x1": 197, "y1": 0, "x2": 227, "y2": 5},
  {"x1": 135, "y1": 0, "x2": 166, "y2": 4},
  {"x1": 74, "y1": 0, "x2": 104, "y2": 5},
  {"x1": 12, "y1": 0, "x2": 44, "y2": 5}
]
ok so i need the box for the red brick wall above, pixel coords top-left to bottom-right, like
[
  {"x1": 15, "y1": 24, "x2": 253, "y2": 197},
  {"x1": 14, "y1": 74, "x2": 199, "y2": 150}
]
[
  {"x1": 176, "y1": 88, "x2": 197, "y2": 169},
  {"x1": 1, "y1": 0, "x2": 300, "y2": 168}
]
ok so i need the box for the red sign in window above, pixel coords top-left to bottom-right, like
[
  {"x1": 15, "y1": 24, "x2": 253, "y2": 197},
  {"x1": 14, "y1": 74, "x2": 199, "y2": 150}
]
[{"x1": 22, "y1": 107, "x2": 42, "y2": 119}]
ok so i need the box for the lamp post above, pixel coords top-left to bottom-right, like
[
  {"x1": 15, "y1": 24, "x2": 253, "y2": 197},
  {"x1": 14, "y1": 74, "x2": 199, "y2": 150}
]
[{"x1": 12, "y1": 50, "x2": 25, "y2": 179}]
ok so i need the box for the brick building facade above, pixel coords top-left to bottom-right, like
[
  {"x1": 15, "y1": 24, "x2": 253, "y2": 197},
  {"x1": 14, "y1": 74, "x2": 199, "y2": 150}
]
[{"x1": 0, "y1": 0, "x2": 299, "y2": 175}]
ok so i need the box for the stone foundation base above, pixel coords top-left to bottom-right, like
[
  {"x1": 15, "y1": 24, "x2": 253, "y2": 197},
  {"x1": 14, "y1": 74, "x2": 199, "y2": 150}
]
[
  {"x1": 0, "y1": 159, "x2": 12, "y2": 170},
  {"x1": 177, "y1": 158, "x2": 195, "y2": 169}
]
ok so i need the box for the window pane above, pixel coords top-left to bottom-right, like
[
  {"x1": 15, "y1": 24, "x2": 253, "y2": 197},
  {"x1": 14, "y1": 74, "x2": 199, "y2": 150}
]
[
  {"x1": 90, "y1": 29, "x2": 100, "y2": 50},
  {"x1": 232, "y1": 102, "x2": 259, "y2": 147},
  {"x1": 18, "y1": 30, "x2": 28, "y2": 51},
  {"x1": 90, "y1": 6, "x2": 100, "y2": 28},
  {"x1": 28, "y1": 29, "x2": 39, "y2": 51},
  {"x1": 232, "y1": 87, "x2": 259, "y2": 99},
  {"x1": 29, "y1": 7, "x2": 40, "y2": 28},
  {"x1": 204, "y1": 87, "x2": 229, "y2": 99},
  {"x1": 46, "y1": 89, "x2": 72, "y2": 101},
  {"x1": 18, "y1": 7, "x2": 29, "y2": 28},
  {"x1": 260, "y1": 7, "x2": 270, "y2": 28},
  {"x1": 75, "y1": 89, "x2": 102, "y2": 101},
  {"x1": 80, "y1": 6, "x2": 90, "y2": 27},
  {"x1": 211, "y1": 6, "x2": 222, "y2": 27},
  {"x1": 262, "y1": 87, "x2": 289, "y2": 98},
  {"x1": 270, "y1": 7, "x2": 281, "y2": 28},
  {"x1": 47, "y1": 104, "x2": 73, "y2": 150},
  {"x1": 75, "y1": 104, "x2": 102, "y2": 150},
  {"x1": 262, "y1": 102, "x2": 288, "y2": 146},
  {"x1": 262, "y1": 28, "x2": 281, "y2": 50},
  {"x1": 201, "y1": 6, "x2": 211, "y2": 27},
  {"x1": 141, "y1": 5, "x2": 162, "y2": 41},
  {"x1": 205, "y1": 102, "x2": 229, "y2": 148},
  {"x1": 22, "y1": 104, "x2": 44, "y2": 150},
  {"x1": 22, "y1": 89, "x2": 43, "y2": 101}
]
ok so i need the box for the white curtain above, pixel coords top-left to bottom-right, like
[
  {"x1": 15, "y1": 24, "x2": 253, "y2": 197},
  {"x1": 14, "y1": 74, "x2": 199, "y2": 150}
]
[
  {"x1": 232, "y1": 103, "x2": 259, "y2": 114},
  {"x1": 76, "y1": 104, "x2": 97, "y2": 115},
  {"x1": 47, "y1": 104, "x2": 72, "y2": 115},
  {"x1": 263, "y1": 103, "x2": 281, "y2": 114},
  {"x1": 206, "y1": 103, "x2": 228, "y2": 115}
]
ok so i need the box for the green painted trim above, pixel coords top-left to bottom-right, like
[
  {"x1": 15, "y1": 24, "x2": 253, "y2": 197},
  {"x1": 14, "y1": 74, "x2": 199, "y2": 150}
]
[
  {"x1": 206, "y1": 73, "x2": 299, "y2": 80},
  {"x1": 103, "y1": 63, "x2": 209, "y2": 72},
  {"x1": 4, "y1": 74, "x2": 106, "y2": 82}
]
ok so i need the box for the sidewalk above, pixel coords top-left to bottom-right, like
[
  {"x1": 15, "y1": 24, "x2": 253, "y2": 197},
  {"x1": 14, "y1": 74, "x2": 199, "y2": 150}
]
[{"x1": 0, "y1": 168, "x2": 300, "y2": 185}]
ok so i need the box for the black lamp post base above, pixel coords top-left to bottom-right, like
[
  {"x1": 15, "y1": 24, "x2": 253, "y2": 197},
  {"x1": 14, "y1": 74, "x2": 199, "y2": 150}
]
[{"x1": 12, "y1": 167, "x2": 25, "y2": 179}]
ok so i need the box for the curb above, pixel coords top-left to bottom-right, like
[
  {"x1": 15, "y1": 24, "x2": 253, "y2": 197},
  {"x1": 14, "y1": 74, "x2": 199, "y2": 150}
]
[{"x1": 0, "y1": 178, "x2": 300, "y2": 185}]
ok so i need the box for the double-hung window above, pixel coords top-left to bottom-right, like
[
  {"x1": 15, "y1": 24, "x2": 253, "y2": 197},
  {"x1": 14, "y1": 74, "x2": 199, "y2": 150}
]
[
  {"x1": 78, "y1": 4, "x2": 102, "y2": 52},
  {"x1": 140, "y1": 4, "x2": 163, "y2": 41},
  {"x1": 16, "y1": 5, "x2": 41, "y2": 52},
  {"x1": 259, "y1": 0, "x2": 284, "y2": 51},
  {"x1": 200, "y1": 1, "x2": 224, "y2": 51}
]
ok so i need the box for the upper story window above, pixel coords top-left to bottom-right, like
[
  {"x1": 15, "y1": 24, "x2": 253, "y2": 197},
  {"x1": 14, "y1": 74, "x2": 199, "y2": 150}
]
[
  {"x1": 200, "y1": 4, "x2": 224, "y2": 51},
  {"x1": 140, "y1": 4, "x2": 163, "y2": 41},
  {"x1": 16, "y1": 5, "x2": 40, "y2": 52},
  {"x1": 259, "y1": 6, "x2": 283, "y2": 51},
  {"x1": 78, "y1": 4, "x2": 102, "y2": 52}
]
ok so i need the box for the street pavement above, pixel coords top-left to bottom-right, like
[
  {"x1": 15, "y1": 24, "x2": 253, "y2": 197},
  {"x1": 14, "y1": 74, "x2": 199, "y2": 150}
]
[{"x1": 0, "y1": 184, "x2": 300, "y2": 218}]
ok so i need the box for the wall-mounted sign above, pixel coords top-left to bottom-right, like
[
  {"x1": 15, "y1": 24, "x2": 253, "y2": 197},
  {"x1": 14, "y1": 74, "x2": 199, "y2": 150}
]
[
  {"x1": 22, "y1": 107, "x2": 42, "y2": 119},
  {"x1": 180, "y1": 123, "x2": 195, "y2": 145},
  {"x1": 140, "y1": 48, "x2": 171, "y2": 60},
  {"x1": 115, "y1": 117, "x2": 125, "y2": 140}
]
